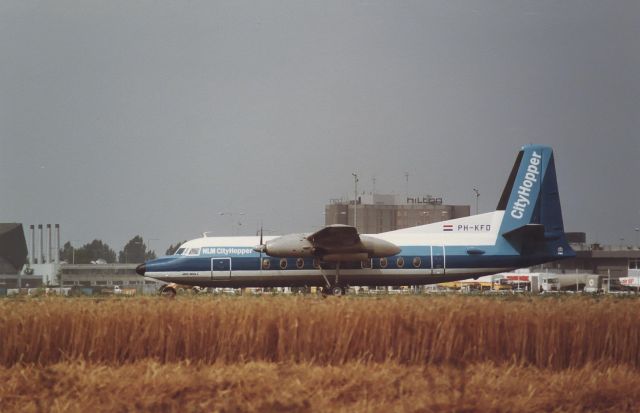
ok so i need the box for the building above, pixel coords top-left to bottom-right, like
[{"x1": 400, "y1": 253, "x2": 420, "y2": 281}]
[
  {"x1": 0, "y1": 223, "x2": 163, "y2": 295},
  {"x1": 543, "y1": 245, "x2": 640, "y2": 278},
  {"x1": 535, "y1": 233, "x2": 640, "y2": 279},
  {"x1": 59, "y1": 264, "x2": 161, "y2": 294},
  {"x1": 0, "y1": 223, "x2": 27, "y2": 274},
  {"x1": 0, "y1": 223, "x2": 40, "y2": 290},
  {"x1": 325, "y1": 193, "x2": 470, "y2": 233}
]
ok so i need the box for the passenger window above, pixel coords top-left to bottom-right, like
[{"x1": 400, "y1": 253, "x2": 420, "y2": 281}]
[
  {"x1": 396, "y1": 257, "x2": 405, "y2": 268},
  {"x1": 413, "y1": 257, "x2": 421, "y2": 268},
  {"x1": 296, "y1": 258, "x2": 304, "y2": 269}
]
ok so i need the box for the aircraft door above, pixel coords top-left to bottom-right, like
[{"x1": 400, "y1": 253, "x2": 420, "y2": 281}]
[
  {"x1": 431, "y1": 246, "x2": 446, "y2": 275},
  {"x1": 211, "y1": 258, "x2": 231, "y2": 280}
]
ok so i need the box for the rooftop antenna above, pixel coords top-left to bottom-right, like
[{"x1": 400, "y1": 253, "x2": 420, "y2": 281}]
[{"x1": 473, "y1": 188, "x2": 480, "y2": 214}]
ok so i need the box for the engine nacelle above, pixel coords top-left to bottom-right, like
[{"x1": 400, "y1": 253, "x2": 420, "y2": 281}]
[
  {"x1": 264, "y1": 234, "x2": 315, "y2": 257},
  {"x1": 263, "y1": 233, "x2": 400, "y2": 259}
]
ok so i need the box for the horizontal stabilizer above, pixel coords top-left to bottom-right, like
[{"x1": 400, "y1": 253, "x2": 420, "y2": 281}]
[{"x1": 502, "y1": 224, "x2": 545, "y2": 250}]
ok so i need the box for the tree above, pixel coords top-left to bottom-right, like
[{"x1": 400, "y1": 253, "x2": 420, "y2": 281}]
[
  {"x1": 63, "y1": 240, "x2": 116, "y2": 264},
  {"x1": 60, "y1": 241, "x2": 74, "y2": 263},
  {"x1": 119, "y1": 236, "x2": 155, "y2": 263},
  {"x1": 165, "y1": 241, "x2": 187, "y2": 256}
]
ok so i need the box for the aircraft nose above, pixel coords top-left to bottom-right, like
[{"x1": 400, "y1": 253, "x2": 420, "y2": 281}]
[{"x1": 135, "y1": 263, "x2": 146, "y2": 276}]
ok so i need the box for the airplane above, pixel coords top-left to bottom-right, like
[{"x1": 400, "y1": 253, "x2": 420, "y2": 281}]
[{"x1": 136, "y1": 144, "x2": 575, "y2": 297}]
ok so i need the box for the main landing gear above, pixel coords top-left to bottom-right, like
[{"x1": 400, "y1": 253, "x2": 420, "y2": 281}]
[
  {"x1": 320, "y1": 262, "x2": 347, "y2": 297},
  {"x1": 323, "y1": 285, "x2": 346, "y2": 296}
]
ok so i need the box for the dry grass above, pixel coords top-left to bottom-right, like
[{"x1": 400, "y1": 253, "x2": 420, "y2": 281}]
[
  {"x1": 1, "y1": 295, "x2": 639, "y2": 368},
  {"x1": 1, "y1": 361, "x2": 638, "y2": 412}
]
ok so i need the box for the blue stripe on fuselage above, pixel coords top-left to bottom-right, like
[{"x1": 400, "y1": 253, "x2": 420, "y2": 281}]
[{"x1": 144, "y1": 244, "x2": 563, "y2": 274}]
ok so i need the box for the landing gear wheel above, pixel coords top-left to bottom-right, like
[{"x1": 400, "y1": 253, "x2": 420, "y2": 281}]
[
  {"x1": 161, "y1": 287, "x2": 176, "y2": 298},
  {"x1": 330, "y1": 285, "x2": 345, "y2": 296}
]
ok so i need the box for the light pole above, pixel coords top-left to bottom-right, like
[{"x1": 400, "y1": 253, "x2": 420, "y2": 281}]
[
  {"x1": 635, "y1": 228, "x2": 639, "y2": 248},
  {"x1": 473, "y1": 188, "x2": 480, "y2": 215},
  {"x1": 404, "y1": 172, "x2": 409, "y2": 200},
  {"x1": 352, "y1": 173, "x2": 359, "y2": 230},
  {"x1": 68, "y1": 240, "x2": 80, "y2": 265},
  {"x1": 62, "y1": 238, "x2": 78, "y2": 296}
]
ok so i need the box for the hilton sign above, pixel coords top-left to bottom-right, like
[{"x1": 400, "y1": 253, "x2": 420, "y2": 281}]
[{"x1": 406, "y1": 196, "x2": 443, "y2": 205}]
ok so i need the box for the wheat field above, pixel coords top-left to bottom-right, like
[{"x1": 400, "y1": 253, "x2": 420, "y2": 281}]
[
  {"x1": 1, "y1": 361, "x2": 639, "y2": 412},
  {"x1": 1, "y1": 295, "x2": 639, "y2": 368},
  {"x1": 1, "y1": 295, "x2": 639, "y2": 412}
]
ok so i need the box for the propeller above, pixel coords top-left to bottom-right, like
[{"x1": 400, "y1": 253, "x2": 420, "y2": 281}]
[
  {"x1": 253, "y1": 224, "x2": 266, "y2": 268},
  {"x1": 253, "y1": 225, "x2": 266, "y2": 253}
]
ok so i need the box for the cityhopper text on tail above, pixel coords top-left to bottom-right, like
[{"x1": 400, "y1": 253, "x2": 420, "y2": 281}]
[{"x1": 136, "y1": 145, "x2": 575, "y2": 296}]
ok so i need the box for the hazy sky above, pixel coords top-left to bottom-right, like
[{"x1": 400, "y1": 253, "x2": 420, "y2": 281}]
[{"x1": 1, "y1": 0, "x2": 639, "y2": 255}]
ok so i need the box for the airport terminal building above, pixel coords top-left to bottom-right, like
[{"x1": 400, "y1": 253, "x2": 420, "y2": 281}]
[{"x1": 538, "y1": 233, "x2": 640, "y2": 279}]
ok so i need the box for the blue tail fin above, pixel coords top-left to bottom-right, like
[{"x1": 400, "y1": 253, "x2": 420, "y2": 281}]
[{"x1": 497, "y1": 145, "x2": 573, "y2": 257}]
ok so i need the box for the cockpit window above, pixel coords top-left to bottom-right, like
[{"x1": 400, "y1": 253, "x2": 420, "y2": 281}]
[
  {"x1": 188, "y1": 248, "x2": 200, "y2": 256},
  {"x1": 175, "y1": 248, "x2": 186, "y2": 255}
]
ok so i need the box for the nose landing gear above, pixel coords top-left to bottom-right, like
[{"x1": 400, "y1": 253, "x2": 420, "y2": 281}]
[{"x1": 159, "y1": 284, "x2": 177, "y2": 298}]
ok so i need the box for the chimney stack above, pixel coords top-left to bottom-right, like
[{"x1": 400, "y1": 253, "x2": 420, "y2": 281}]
[
  {"x1": 47, "y1": 224, "x2": 52, "y2": 263},
  {"x1": 29, "y1": 225, "x2": 35, "y2": 265},
  {"x1": 55, "y1": 224, "x2": 60, "y2": 264},
  {"x1": 38, "y1": 224, "x2": 43, "y2": 264}
]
